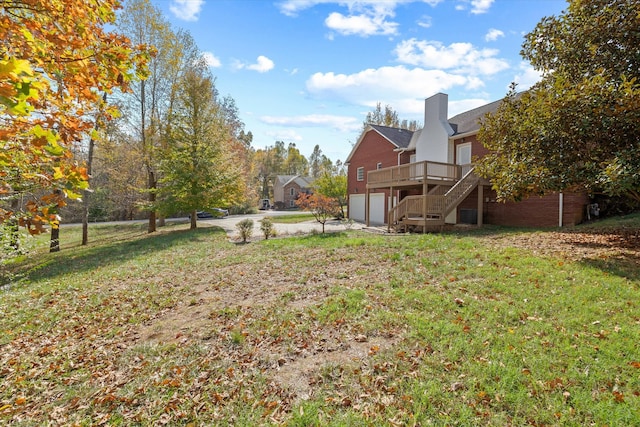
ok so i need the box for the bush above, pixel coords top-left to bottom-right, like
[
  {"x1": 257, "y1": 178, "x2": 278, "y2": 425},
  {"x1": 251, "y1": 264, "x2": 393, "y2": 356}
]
[
  {"x1": 259, "y1": 217, "x2": 276, "y2": 240},
  {"x1": 236, "y1": 219, "x2": 254, "y2": 243}
]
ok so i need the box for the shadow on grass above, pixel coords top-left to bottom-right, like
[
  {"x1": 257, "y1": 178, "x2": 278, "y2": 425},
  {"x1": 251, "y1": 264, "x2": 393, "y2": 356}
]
[
  {"x1": 17, "y1": 226, "x2": 228, "y2": 284},
  {"x1": 442, "y1": 223, "x2": 640, "y2": 281},
  {"x1": 580, "y1": 255, "x2": 640, "y2": 281}
]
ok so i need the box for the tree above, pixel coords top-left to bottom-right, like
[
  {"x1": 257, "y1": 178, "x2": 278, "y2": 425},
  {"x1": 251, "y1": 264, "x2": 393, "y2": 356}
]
[
  {"x1": 117, "y1": 0, "x2": 182, "y2": 233},
  {"x1": 363, "y1": 102, "x2": 420, "y2": 131},
  {"x1": 296, "y1": 193, "x2": 339, "y2": 234},
  {"x1": 0, "y1": 0, "x2": 148, "y2": 234},
  {"x1": 308, "y1": 144, "x2": 334, "y2": 178},
  {"x1": 157, "y1": 69, "x2": 242, "y2": 229},
  {"x1": 313, "y1": 173, "x2": 347, "y2": 218},
  {"x1": 477, "y1": 0, "x2": 640, "y2": 202},
  {"x1": 284, "y1": 143, "x2": 309, "y2": 175},
  {"x1": 219, "y1": 96, "x2": 256, "y2": 211}
]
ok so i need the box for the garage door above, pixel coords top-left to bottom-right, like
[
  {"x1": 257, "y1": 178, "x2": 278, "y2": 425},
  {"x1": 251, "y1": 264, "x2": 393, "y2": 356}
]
[
  {"x1": 369, "y1": 193, "x2": 385, "y2": 225},
  {"x1": 349, "y1": 194, "x2": 365, "y2": 222}
]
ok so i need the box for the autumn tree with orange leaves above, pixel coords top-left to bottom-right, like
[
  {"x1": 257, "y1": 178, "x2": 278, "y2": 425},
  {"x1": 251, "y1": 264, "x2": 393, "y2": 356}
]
[
  {"x1": 295, "y1": 193, "x2": 340, "y2": 234},
  {"x1": 0, "y1": 0, "x2": 149, "y2": 235}
]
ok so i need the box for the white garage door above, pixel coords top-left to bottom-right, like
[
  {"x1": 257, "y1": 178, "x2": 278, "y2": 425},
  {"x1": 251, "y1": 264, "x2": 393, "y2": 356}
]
[
  {"x1": 349, "y1": 194, "x2": 365, "y2": 222},
  {"x1": 369, "y1": 193, "x2": 385, "y2": 225}
]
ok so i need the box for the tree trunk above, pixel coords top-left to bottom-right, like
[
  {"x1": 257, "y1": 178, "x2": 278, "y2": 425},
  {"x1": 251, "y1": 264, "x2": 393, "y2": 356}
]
[
  {"x1": 81, "y1": 92, "x2": 104, "y2": 245},
  {"x1": 148, "y1": 169, "x2": 157, "y2": 233},
  {"x1": 190, "y1": 210, "x2": 197, "y2": 229},
  {"x1": 81, "y1": 134, "x2": 95, "y2": 245},
  {"x1": 49, "y1": 222, "x2": 60, "y2": 252},
  {"x1": 8, "y1": 198, "x2": 19, "y2": 250}
]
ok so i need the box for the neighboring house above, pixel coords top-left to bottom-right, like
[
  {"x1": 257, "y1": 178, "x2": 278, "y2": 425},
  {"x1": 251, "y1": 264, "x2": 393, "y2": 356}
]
[
  {"x1": 345, "y1": 93, "x2": 588, "y2": 230},
  {"x1": 273, "y1": 175, "x2": 315, "y2": 208}
]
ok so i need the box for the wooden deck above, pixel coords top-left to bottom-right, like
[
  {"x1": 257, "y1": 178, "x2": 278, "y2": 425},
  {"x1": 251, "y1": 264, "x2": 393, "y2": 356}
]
[
  {"x1": 378, "y1": 165, "x2": 482, "y2": 233},
  {"x1": 367, "y1": 161, "x2": 462, "y2": 189}
]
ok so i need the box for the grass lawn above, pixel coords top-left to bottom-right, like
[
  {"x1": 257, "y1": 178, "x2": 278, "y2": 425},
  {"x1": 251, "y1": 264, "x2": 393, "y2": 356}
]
[
  {"x1": 1, "y1": 215, "x2": 639, "y2": 425},
  {"x1": 267, "y1": 212, "x2": 317, "y2": 224}
]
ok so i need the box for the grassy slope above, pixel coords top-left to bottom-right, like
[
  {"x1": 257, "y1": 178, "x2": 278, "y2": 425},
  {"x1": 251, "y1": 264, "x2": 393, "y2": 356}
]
[{"x1": 1, "y1": 216, "x2": 639, "y2": 426}]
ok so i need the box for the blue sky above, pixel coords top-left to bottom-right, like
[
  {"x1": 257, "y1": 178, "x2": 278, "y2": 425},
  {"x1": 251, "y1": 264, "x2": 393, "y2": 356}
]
[{"x1": 150, "y1": 0, "x2": 567, "y2": 163}]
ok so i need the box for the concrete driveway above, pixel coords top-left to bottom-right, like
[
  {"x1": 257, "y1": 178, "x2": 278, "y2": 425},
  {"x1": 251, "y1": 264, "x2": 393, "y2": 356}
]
[{"x1": 200, "y1": 211, "x2": 364, "y2": 241}]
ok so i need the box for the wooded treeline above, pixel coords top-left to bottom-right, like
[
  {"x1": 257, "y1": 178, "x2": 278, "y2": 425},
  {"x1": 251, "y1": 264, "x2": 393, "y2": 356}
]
[{"x1": 1, "y1": 0, "x2": 346, "y2": 245}]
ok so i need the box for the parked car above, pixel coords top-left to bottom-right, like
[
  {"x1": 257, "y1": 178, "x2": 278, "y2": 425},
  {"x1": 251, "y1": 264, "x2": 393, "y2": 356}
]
[
  {"x1": 190, "y1": 209, "x2": 229, "y2": 219},
  {"x1": 211, "y1": 208, "x2": 229, "y2": 217}
]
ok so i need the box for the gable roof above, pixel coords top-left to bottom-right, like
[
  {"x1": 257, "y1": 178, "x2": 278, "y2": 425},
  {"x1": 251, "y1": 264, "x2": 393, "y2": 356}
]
[
  {"x1": 345, "y1": 124, "x2": 415, "y2": 164},
  {"x1": 448, "y1": 98, "x2": 502, "y2": 136},
  {"x1": 276, "y1": 175, "x2": 314, "y2": 188},
  {"x1": 448, "y1": 92, "x2": 524, "y2": 136}
]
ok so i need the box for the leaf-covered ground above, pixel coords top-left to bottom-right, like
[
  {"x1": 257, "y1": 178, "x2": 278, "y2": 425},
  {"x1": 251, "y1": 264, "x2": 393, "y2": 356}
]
[{"x1": 1, "y1": 218, "x2": 639, "y2": 425}]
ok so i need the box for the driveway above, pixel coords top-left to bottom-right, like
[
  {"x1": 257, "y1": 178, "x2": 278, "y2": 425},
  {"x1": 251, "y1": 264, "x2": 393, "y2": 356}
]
[{"x1": 200, "y1": 211, "x2": 364, "y2": 241}]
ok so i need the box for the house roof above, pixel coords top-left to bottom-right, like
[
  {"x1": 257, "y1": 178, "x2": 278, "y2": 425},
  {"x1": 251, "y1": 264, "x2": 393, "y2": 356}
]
[
  {"x1": 276, "y1": 175, "x2": 314, "y2": 188},
  {"x1": 369, "y1": 124, "x2": 414, "y2": 149},
  {"x1": 448, "y1": 92, "x2": 524, "y2": 136},
  {"x1": 345, "y1": 124, "x2": 415, "y2": 164},
  {"x1": 448, "y1": 98, "x2": 503, "y2": 136}
]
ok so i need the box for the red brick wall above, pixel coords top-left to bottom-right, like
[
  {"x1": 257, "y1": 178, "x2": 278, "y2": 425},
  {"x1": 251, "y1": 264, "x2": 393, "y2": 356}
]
[
  {"x1": 284, "y1": 182, "x2": 306, "y2": 208},
  {"x1": 452, "y1": 135, "x2": 588, "y2": 227},
  {"x1": 347, "y1": 130, "x2": 405, "y2": 195},
  {"x1": 347, "y1": 130, "x2": 415, "y2": 223},
  {"x1": 481, "y1": 188, "x2": 588, "y2": 227},
  {"x1": 452, "y1": 135, "x2": 490, "y2": 163}
]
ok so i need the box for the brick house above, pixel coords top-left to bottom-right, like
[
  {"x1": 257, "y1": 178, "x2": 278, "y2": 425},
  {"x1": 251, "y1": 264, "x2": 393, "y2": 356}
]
[
  {"x1": 273, "y1": 175, "x2": 314, "y2": 209},
  {"x1": 345, "y1": 93, "x2": 588, "y2": 230}
]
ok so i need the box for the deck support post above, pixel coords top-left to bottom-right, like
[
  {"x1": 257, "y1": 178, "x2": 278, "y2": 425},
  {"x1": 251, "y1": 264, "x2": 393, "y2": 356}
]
[
  {"x1": 477, "y1": 185, "x2": 484, "y2": 227},
  {"x1": 388, "y1": 186, "x2": 394, "y2": 232},
  {"x1": 422, "y1": 180, "x2": 427, "y2": 233}
]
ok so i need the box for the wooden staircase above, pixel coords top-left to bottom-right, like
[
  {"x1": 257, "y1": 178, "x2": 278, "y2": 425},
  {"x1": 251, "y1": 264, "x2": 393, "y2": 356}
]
[{"x1": 388, "y1": 168, "x2": 480, "y2": 232}]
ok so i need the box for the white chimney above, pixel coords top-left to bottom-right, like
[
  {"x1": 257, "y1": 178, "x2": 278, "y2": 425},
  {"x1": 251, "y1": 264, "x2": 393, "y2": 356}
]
[{"x1": 415, "y1": 93, "x2": 454, "y2": 163}]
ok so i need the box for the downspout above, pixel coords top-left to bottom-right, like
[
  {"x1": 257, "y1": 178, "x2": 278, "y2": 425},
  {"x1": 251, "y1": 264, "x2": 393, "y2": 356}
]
[{"x1": 559, "y1": 192, "x2": 564, "y2": 227}]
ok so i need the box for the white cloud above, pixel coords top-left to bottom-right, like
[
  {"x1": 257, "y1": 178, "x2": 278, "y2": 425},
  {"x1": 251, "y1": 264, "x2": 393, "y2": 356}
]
[
  {"x1": 325, "y1": 12, "x2": 398, "y2": 37},
  {"x1": 394, "y1": 38, "x2": 509, "y2": 75},
  {"x1": 306, "y1": 66, "x2": 476, "y2": 116},
  {"x1": 470, "y1": 0, "x2": 494, "y2": 14},
  {"x1": 278, "y1": 1, "x2": 443, "y2": 37},
  {"x1": 485, "y1": 28, "x2": 504, "y2": 42},
  {"x1": 454, "y1": 0, "x2": 494, "y2": 14},
  {"x1": 169, "y1": 0, "x2": 204, "y2": 21},
  {"x1": 261, "y1": 114, "x2": 361, "y2": 133},
  {"x1": 201, "y1": 52, "x2": 221, "y2": 68},
  {"x1": 511, "y1": 62, "x2": 543, "y2": 91},
  {"x1": 448, "y1": 98, "x2": 491, "y2": 117},
  {"x1": 248, "y1": 56, "x2": 275, "y2": 72},
  {"x1": 417, "y1": 15, "x2": 433, "y2": 28},
  {"x1": 235, "y1": 56, "x2": 275, "y2": 73},
  {"x1": 265, "y1": 129, "x2": 303, "y2": 142}
]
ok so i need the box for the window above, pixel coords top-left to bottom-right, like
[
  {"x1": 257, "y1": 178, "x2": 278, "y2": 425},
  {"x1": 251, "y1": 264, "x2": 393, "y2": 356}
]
[
  {"x1": 289, "y1": 200, "x2": 296, "y2": 208},
  {"x1": 357, "y1": 167, "x2": 364, "y2": 181},
  {"x1": 289, "y1": 187, "x2": 295, "y2": 196},
  {"x1": 376, "y1": 162, "x2": 382, "y2": 170}
]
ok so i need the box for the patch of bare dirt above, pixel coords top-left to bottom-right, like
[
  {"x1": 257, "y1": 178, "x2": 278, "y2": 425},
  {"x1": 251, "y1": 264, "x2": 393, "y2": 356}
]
[{"x1": 489, "y1": 227, "x2": 640, "y2": 259}]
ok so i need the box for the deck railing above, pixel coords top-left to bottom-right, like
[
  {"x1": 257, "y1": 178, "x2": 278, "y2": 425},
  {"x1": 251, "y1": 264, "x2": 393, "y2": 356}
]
[
  {"x1": 388, "y1": 194, "x2": 446, "y2": 226},
  {"x1": 368, "y1": 161, "x2": 461, "y2": 187},
  {"x1": 387, "y1": 167, "x2": 479, "y2": 231}
]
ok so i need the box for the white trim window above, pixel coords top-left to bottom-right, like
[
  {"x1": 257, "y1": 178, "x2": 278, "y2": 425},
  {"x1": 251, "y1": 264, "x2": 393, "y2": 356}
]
[
  {"x1": 289, "y1": 187, "x2": 295, "y2": 196},
  {"x1": 357, "y1": 167, "x2": 364, "y2": 181},
  {"x1": 376, "y1": 162, "x2": 382, "y2": 170}
]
